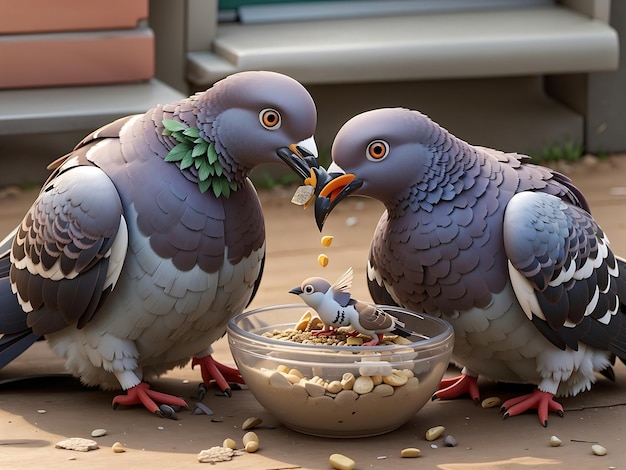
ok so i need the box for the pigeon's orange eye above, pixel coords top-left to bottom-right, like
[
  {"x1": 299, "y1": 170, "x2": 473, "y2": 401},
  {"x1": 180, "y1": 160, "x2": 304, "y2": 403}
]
[
  {"x1": 304, "y1": 284, "x2": 315, "y2": 294},
  {"x1": 366, "y1": 140, "x2": 389, "y2": 161},
  {"x1": 259, "y1": 108, "x2": 282, "y2": 130}
]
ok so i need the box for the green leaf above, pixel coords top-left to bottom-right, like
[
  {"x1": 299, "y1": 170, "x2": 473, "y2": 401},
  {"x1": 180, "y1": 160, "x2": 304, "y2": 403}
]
[
  {"x1": 162, "y1": 119, "x2": 188, "y2": 133},
  {"x1": 212, "y1": 179, "x2": 223, "y2": 198},
  {"x1": 198, "y1": 161, "x2": 211, "y2": 181},
  {"x1": 214, "y1": 162, "x2": 223, "y2": 177},
  {"x1": 183, "y1": 127, "x2": 200, "y2": 139},
  {"x1": 164, "y1": 142, "x2": 191, "y2": 162},
  {"x1": 198, "y1": 179, "x2": 211, "y2": 193},
  {"x1": 192, "y1": 141, "x2": 208, "y2": 158},
  {"x1": 207, "y1": 142, "x2": 219, "y2": 164},
  {"x1": 171, "y1": 130, "x2": 189, "y2": 144},
  {"x1": 180, "y1": 149, "x2": 194, "y2": 170}
]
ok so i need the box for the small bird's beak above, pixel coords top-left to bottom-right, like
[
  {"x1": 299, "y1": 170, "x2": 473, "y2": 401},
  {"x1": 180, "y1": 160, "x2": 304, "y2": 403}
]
[
  {"x1": 289, "y1": 286, "x2": 303, "y2": 295},
  {"x1": 276, "y1": 137, "x2": 319, "y2": 180},
  {"x1": 314, "y1": 163, "x2": 363, "y2": 231}
]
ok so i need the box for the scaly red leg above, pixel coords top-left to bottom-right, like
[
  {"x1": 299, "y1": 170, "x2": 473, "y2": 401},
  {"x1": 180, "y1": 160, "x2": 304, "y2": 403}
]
[
  {"x1": 433, "y1": 374, "x2": 480, "y2": 404},
  {"x1": 362, "y1": 333, "x2": 384, "y2": 346},
  {"x1": 311, "y1": 328, "x2": 336, "y2": 337},
  {"x1": 501, "y1": 388, "x2": 564, "y2": 427},
  {"x1": 112, "y1": 382, "x2": 188, "y2": 416},
  {"x1": 192, "y1": 355, "x2": 244, "y2": 397}
]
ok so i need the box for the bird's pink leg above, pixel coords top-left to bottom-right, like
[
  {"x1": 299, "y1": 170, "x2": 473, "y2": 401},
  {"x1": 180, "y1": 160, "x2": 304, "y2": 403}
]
[
  {"x1": 311, "y1": 327, "x2": 336, "y2": 337},
  {"x1": 501, "y1": 388, "x2": 564, "y2": 427},
  {"x1": 433, "y1": 373, "x2": 480, "y2": 403},
  {"x1": 362, "y1": 333, "x2": 384, "y2": 346},
  {"x1": 192, "y1": 355, "x2": 245, "y2": 397},
  {"x1": 112, "y1": 382, "x2": 188, "y2": 416}
]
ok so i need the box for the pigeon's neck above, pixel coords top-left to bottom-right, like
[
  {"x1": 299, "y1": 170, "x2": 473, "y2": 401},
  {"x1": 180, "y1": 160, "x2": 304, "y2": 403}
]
[
  {"x1": 158, "y1": 102, "x2": 245, "y2": 198},
  {"x1": 391, "y1": 141, "x2": 482, "y2": 216}
]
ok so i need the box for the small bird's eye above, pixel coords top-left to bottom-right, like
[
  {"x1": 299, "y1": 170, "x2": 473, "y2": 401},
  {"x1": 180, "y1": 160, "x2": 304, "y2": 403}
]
[
  {"x1": 259, "y1": 108, "x2": 282, "y2": 130},
  {"x1": 304, "y1": 284, "x2": 315, "y2": 294},
  {"x1": 366, "y1": 139, "x2": 389, "y2": 161}
]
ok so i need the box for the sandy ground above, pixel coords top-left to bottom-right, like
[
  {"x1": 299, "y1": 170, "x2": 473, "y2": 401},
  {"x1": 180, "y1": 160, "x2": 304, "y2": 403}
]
[{"x1": 2, "y1": 156, "x2": 626, "y2": 469}]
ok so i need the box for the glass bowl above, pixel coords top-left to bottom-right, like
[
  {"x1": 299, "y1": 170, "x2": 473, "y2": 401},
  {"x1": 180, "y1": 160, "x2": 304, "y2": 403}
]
[{"x1": 227, "y1": 304, "x2": 453, "y2": 438}]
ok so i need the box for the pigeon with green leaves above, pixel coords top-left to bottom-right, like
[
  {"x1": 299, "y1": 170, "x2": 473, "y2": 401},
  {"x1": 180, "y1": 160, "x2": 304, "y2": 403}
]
[{"x1": 0, "y1": 71, "x2": 317, "y2": 416}]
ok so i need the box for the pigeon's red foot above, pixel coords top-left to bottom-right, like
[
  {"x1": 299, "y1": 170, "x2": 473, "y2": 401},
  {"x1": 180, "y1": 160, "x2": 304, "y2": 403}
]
[
  {"x1": 192, "y1": 355, "x2": 245, "y2": 397},
  {"x1": 433, "y1": 374, "x2": 480, "y2": 403},
  {"x1": 501, "y1": 388, "x2": 564, "y2": 427},
  {"x1": 112, "y1": 382, "x2": 188, "y2": 416}
]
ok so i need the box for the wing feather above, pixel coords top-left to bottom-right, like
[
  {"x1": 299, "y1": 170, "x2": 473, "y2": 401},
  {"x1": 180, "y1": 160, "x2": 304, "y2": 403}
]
[
  {"x1": 10, "y1": 164, "x2": 127, "y2": 336},
  {"x1": 504, "y1": 191, "x2": 626, "y2": 357}
]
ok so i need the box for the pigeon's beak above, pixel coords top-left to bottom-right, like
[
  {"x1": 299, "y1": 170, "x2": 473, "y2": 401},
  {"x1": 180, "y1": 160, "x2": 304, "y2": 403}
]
[
  {"x1": 314, "y1": 163, "x2": 363, "y2": 231},
  {"x1": 289, "y1": 286, "x2": 303, "y2": 295},
  {"x1": 276, "y1": 137, "x2": 319, "y2": 180}
]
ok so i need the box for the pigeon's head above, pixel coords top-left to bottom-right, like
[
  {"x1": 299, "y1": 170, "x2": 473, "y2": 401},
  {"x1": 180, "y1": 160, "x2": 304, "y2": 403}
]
[
  {"x1": 289, "y1": 277, "x2": 332, "y2": 309},
  {"x1": 313, "y1": 108, "x2": 444, "y2": 230},
  {"x1": 200, "y1": 71, "x2": 318, "y2": 179}
]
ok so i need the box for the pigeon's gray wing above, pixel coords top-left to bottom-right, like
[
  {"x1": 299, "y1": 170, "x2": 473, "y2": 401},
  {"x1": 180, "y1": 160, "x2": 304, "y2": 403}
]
[
  {"x1": 504, "y1": 191, "x2": 626, "y2": 356},
  {"x1": 10, "y1": 163, "x2": 127, "y2": 337}
]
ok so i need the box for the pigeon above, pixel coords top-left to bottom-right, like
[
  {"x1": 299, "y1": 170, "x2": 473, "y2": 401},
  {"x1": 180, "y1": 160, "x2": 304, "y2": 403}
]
[
  {"x1": 310, "y1": 107, "x2": 626, "y2": 426},
  {"x1": 289, "y1": 267, "x2": 412, "y2": 345},
  {"x1": 0, "y1": 70, "x2": 318, "y2": 416}
]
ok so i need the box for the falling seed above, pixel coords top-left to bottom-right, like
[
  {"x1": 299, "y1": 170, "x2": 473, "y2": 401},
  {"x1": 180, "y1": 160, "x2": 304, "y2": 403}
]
[
  {"x1": 37, "y1": 409, "x2": 46, "y2": 414},
  {"x1": 318, "y1": 254, "x2": 329, "y2": 267},
  {"x1": 549, "y1": 436, "x2": 562, "y2": 447},
  {"x1": 321, "y1": 235, "x2": 334, "y2": 247}
]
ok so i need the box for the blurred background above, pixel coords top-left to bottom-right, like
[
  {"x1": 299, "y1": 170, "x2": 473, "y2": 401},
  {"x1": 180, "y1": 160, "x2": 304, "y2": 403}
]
[{"x1": 1, "y1": 0, "x2": 625, "y2": 187}]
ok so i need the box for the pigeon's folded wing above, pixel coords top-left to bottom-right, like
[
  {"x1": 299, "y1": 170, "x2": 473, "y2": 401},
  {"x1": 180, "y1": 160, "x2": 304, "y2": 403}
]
[
  {"x1": 504, "y1": 191, "x2": 626, "y2": 356},
  {"x1": 10, "y1": 165, "x2": 128, "y2": 337}
]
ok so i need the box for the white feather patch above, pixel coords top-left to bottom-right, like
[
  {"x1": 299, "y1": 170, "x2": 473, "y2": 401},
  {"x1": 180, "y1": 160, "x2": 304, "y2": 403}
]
[{"x1": 508, "y1": 261, "x2": 544, "y2": 321}]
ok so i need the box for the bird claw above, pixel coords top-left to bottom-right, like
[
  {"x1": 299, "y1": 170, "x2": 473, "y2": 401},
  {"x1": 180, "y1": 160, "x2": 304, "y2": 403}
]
[
  {"x1": 500, "y1": 389, "x2": 564, "y2": 426},
  {"x1": 433, "y1": 374, "x2": 480, "y2": 402},
  {"x1": 194, "y1": 383, "x2": 208, "y2": 401},
  {"x1": 112, "y1": 382, "x2": 188, "y2": 416},
  {"x1": 192, "y1": 355, "x2": 244, "y2": 396}
]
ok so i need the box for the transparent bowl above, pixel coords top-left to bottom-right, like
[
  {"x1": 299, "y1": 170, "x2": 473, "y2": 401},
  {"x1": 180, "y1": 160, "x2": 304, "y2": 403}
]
[{"x1": 227, "y1": 304, "x2": 454, "y2": 438}]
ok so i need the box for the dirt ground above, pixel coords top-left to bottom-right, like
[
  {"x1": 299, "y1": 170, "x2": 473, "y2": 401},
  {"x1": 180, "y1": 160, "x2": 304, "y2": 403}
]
[{"x1": 2, "y1": 156, "x2": 626, "y2": 469}]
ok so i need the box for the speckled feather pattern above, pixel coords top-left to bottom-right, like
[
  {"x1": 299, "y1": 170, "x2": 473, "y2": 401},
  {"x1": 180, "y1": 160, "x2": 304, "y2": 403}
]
[
  {"x1": 0, "y1": 71, "x2": 317, "y2": 390},
  {"x1": 326, "y1": 108, "x2": 626, "y2": 397}
]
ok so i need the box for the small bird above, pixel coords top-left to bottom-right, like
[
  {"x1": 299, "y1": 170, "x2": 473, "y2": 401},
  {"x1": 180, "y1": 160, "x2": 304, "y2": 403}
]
[
  {"x1": 0, "y1": 70, "x2": 318, "y2": 416},
  {"x1": 289, "y1": 267, "x2": 412, "y2": 345},
  {"x1": 311, "y1": 107, "x2": 626, "y2": 426}
]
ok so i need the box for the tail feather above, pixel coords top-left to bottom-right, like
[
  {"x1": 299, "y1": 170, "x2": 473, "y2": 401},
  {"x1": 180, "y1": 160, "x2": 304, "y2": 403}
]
[
  {"x1": 392, "y1": 324, "x2": 413, "y2": 338},
  {"x1": 0, "y1": 331, "x2": 40, "y2": 369},
  {"x1": 0, "y1": 248, "x2": 40, "y2": 369}
]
